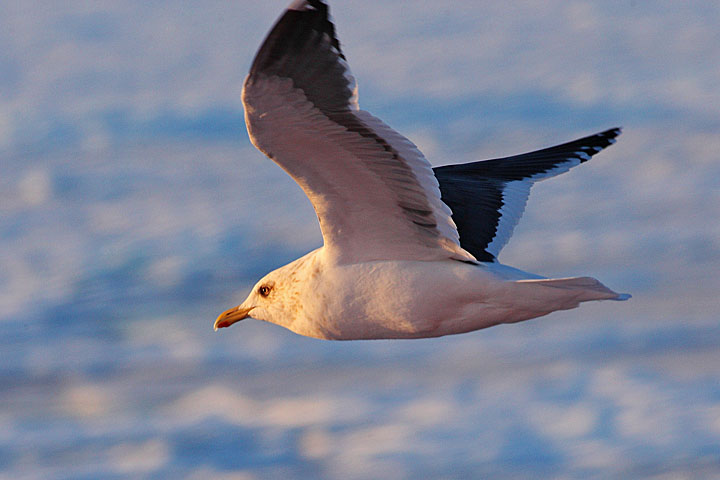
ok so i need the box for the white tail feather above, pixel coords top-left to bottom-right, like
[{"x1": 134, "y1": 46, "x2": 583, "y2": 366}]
[{"x1": 505, "y1": 276, "x2": 630, "y2": 318}]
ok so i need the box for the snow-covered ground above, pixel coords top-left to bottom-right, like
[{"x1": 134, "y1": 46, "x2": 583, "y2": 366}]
[{"x1": 2, "y1": 1, "x2": 719, "y2": 478}]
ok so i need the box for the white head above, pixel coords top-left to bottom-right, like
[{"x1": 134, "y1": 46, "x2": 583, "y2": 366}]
[
  {"x1": 213, "y1": 253, "x2": 315, "y2": 332},
  {"x1": 214, "y1": 272, "x2": 286, "y2": 331}
]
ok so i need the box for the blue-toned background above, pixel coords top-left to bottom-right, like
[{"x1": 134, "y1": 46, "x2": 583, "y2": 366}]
[{"x1": 2, "y1": 1, "x2": 719, "y2": 478}]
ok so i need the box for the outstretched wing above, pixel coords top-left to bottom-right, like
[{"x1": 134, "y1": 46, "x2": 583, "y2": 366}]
[
  {"x1": 434, "y1": 128, "x2": 621, "y2": 262},
  {"x1": 242, "y1": 0, "x2": 474, "y2": 264}
]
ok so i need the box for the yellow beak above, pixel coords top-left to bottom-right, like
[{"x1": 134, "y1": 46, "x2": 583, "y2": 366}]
[{"x1": 214, "y1": 306, "x2": 254, "y2": 331}]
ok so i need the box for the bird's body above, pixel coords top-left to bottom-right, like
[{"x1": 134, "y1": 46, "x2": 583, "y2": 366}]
[
  {"x1": 239, "y1": 248, "x2": 624, "y2": 340},
  {"x1": 214, "y1": 0, "x2": 630, "y2": 339}
]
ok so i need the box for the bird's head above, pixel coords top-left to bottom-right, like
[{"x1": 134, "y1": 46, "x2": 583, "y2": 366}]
[
  {"x1": 214, "y1": 255, "x2": 312, "y2": 332},
  {"x1": 214, "y1": 276, "x2": 279, "y2": 330}
]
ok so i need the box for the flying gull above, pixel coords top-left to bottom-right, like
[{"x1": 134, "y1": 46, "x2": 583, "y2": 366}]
[{"x1": 215, "y1": 0, "x2": 630, "y2": 339}]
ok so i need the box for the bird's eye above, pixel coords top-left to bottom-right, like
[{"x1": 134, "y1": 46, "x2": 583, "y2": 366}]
[{"x1": 258, "y1": 285, "x2": 271, "y2": 297}]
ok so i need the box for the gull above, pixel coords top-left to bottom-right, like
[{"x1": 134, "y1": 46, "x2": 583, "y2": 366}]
[{"x1": 214, "y1": 0, "x2": 629, "y2": 340}]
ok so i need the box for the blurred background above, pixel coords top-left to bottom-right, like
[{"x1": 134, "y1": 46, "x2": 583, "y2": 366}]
[{"x1": 1, "y1": 1, "x2": 719, "y2": 478}]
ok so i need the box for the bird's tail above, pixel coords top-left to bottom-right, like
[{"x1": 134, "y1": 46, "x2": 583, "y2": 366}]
[{"x1": 511, "y1": 276, "x2": 630, "y2": 314}]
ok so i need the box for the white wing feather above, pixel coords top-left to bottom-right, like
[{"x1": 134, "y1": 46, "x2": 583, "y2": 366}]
[
  {"x1": 243, "y1": 74, "x2": 474, "y2": 264},
  {"x1": 242, "y1": 1, "x2": 474, "y2": 264}
]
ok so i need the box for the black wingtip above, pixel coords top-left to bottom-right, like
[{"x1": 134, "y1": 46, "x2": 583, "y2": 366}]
[
  {"x1": 288, "y1": 0, "x2": 328, "y2": 11},
  {"x1": 599, "y1": 126, "x2": 622, "y2": 143},
  {"x1": 603, "y1": 126, "x2": 622, "y2": 138},
  {"x1": 558, "y1": 127, "x2": 623, "y2": 165},
  {"x1": 250, "y1": 0, "x2": 343, "y2": 77},
  {"x1": 307, "y1": 0, "x2": 329, "y2": 9},
  {"x1": 585, "y1": 127, "x2": 622, "y2": 154}
]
